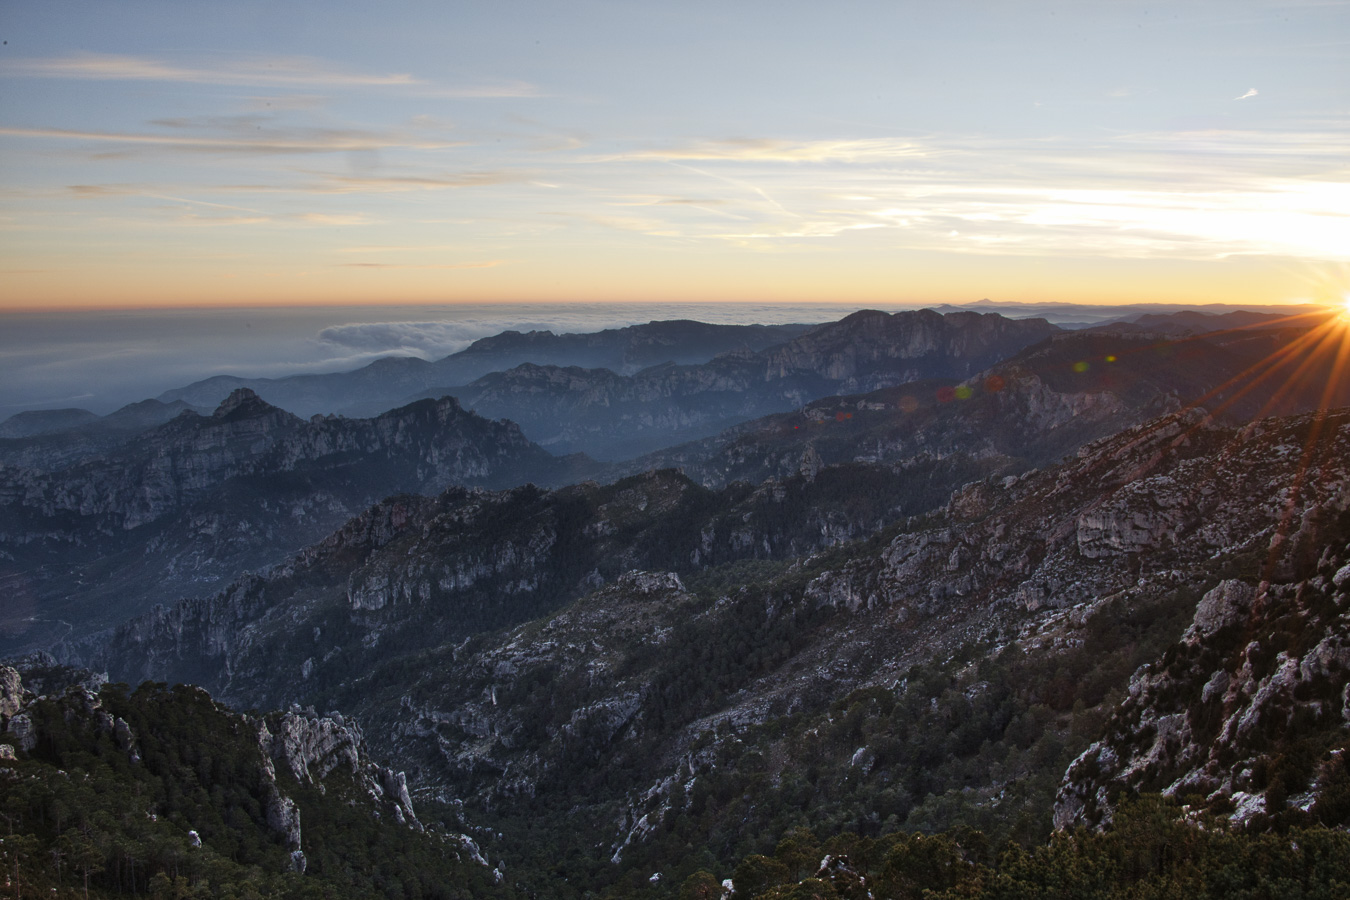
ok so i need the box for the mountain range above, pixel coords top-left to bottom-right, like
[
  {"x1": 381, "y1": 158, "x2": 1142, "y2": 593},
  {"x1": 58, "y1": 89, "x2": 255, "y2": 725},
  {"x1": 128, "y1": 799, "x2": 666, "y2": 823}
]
[
  {"x1": 157, "y1": 320, "x2": 815, "y2": 419},
  {"x1": 3, "y1": 304, "x2": 1350, "y2": 899},
  {"x1": 0, "y1": 390, "x2": 588, "y2": 652}
]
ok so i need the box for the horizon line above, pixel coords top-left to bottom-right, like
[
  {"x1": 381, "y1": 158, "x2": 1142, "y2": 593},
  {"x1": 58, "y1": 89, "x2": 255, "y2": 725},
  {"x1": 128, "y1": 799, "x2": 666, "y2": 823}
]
[{"x1": 0, "y1": 298, "x2": 1329, "y2": 315}]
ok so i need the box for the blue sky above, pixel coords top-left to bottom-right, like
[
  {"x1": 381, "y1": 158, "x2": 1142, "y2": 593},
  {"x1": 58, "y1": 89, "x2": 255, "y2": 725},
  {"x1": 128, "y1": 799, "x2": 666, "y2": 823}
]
[{"x1": 1, "y1": 0, "x2": 1348, "y2": 310}]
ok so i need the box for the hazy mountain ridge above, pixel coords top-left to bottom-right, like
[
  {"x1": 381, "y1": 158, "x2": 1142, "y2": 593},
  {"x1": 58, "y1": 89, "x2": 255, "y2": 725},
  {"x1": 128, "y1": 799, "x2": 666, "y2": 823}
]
[
  {"x1": 0, "y1": 389, "x2": 584, "y2": 651},
  {"x1": 156, "y1": 320, "x2": 815, "y2": 418},
  {"x1": 0, "y1": 398, "x2": 212, "y2": 469},
  {"x1": 0, "y1": 307, "x2": 1061, "y2": 652},
  {"x1": 1084, "y1": 308, "x2": 1295, "y2": 336},
  {"x1": 451, "y1": 310, "x2": 1060, "y2": 458}
]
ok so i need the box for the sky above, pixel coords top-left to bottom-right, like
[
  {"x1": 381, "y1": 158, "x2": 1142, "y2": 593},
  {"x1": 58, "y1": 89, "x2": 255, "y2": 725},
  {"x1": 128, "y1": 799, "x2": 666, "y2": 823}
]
[{"x1": 1, "y1": 0, "x2": 1348, "y2": 313}]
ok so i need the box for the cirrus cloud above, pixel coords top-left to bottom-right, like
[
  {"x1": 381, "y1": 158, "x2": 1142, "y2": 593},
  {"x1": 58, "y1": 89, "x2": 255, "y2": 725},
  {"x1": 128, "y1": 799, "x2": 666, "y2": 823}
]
[
  {"x1": 617, "y1": 137, "x2": 931, "y2": 163},
  {"x1": 0, "y1": 53, "x2": 541, "y2": 97}
]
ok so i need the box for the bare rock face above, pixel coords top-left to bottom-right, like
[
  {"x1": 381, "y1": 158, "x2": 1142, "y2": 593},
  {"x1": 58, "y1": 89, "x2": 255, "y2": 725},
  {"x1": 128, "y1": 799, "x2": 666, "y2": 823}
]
[
  {"x1": 257, "y1": 709, "x2": 421, "y2": 830},
  {"x1": 0, "y1": 666, "x2": 22, "y2": 720},
  {"x1": 1, "y1": 667, "x2": 35, "y2": 753},
  {"x1": 613, "y1": 570, "x2": 684, "y2": 596},
  {"x1": 5, "y1": 712, "x2": 35, "y2": 752},
  {"x1": 1185, "y1": 580, "x2": 1256, "y2": 642},
  {"x1": 265, "y1": 791, "x2": 303, "y2": 852},
  {"x1": 389, "y1": 569, "x2": 696, "y2": 805},
  {"x1": 259, "y1": 711, "x2": 364, "y2": 784}
]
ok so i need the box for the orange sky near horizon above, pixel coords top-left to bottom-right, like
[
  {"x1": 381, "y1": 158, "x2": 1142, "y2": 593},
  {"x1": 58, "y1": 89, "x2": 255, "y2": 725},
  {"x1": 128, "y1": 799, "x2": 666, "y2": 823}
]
[
  {"x1": 2, "y1": 1, "x2": 1347, "y2": 314},
  {"x1": 3, "y1": 248, "x2": 1344, "y2": 312}
]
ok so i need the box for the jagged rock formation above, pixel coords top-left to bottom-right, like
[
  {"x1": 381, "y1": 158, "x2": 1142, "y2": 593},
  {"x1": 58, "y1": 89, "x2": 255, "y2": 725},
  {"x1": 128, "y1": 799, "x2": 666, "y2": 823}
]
[
  {"x1": 0, "y1": 665, "x2": 421, "y2": 849},
  {"x1": 0, "y1": 389, "x2": 581, "y2": 651},
  {"x1": 0, "y1": 665, "x2": 21, "y2": 719},
  {"x1": 256, "y1": 707, "x2": 421, "y2": 830}
]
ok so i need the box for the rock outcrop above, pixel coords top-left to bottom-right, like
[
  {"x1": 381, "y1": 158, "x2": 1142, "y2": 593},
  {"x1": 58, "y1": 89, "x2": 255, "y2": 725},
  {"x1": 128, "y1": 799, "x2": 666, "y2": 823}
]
[
  {"x1": 1055, "y1": 536, "x2": 1350, "y2": 830},
  {"x1": 257, "y1": 708, "x2": 421, "y2": 829}
]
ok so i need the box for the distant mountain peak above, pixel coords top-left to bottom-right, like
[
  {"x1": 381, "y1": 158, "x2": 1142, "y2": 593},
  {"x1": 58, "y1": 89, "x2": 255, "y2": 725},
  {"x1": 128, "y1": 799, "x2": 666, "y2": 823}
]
[{"x1": 213, "y1": 387, "x2": 279, "y2": 420}]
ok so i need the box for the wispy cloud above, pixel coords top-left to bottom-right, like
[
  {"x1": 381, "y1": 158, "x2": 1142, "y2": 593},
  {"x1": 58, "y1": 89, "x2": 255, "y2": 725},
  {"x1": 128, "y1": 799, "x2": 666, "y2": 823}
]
[
  {"x1": 1235, "y1": 88, "x2": 1259, "y2": 100},
  {"x1": 168, "y1": 211, "x2": 374, "y2": 228},
  {"x1": 846, "y1": 178, "x2": 1350, "y2": 261},
  {"x1": 562, "y1": 128, "x2": 1350, "y2": 262},
  {"x1": 3, "y1": 53, "x2": 421, "y2": 87},
  {"x1": 68, "y1": 185, "x2": 263, "y2": 214},
  {"x1": 0, "y1": 124, "x2": 461, "y2": 155},
  {"x1": 67, "y1": 184, "x2": 137, "y2": 197},
  {"x1": 318, "y1": 172, "x2": 521, "y2": 193},
  {"x1": 338, "y1": 245, "x2": 479, "y2": 254},
  {"x1": 335, "y1": 260, "x2": 503, "y2": 269},
  {"x1": 544, "y1": 211, "x2": 685, "y2": 238},
  {"x1": 57, "y1": 170, "x2": 524, "y2": 202},
  {"x1": 620, "y1": 137, "x2": 930, "y2": 163},
  {"x1": 419, "y1": 81, "x2": 541, "y2": 99},
  {"x1": 296, "y1": 213, "x2": 371, "y2": 226},
  {"x1": 1, "y1": 53, "x2": 541, "y2": 96}
]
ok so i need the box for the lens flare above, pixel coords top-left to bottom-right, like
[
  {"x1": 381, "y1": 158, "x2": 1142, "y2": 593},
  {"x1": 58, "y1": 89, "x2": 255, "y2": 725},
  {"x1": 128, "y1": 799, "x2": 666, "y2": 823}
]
[{"x1": 1067, "y1": 303, "x2": 1350, "y2": 584}]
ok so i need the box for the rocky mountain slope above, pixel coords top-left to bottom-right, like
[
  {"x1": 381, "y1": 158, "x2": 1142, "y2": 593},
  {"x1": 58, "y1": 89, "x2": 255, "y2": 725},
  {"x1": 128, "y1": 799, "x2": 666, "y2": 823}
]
[
  {"x1": 67, "y1": 461, "x2": 965, "y2": 701},
  {"x1": 452, "y1": 309, "x2": 1058, "y2": 458},
  {"x1": 158, "y1": 320, "x2": 814, "y2": 417},
  {"x1": 0, "y1": 389, "x2": 585, "y2": 652},
  {"x1": 1056, "y1": 541, "x2": 1350, "y2": 832},
  {"x1": 63, "y1": 401, "x2": 1350, "y2": 892}
]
